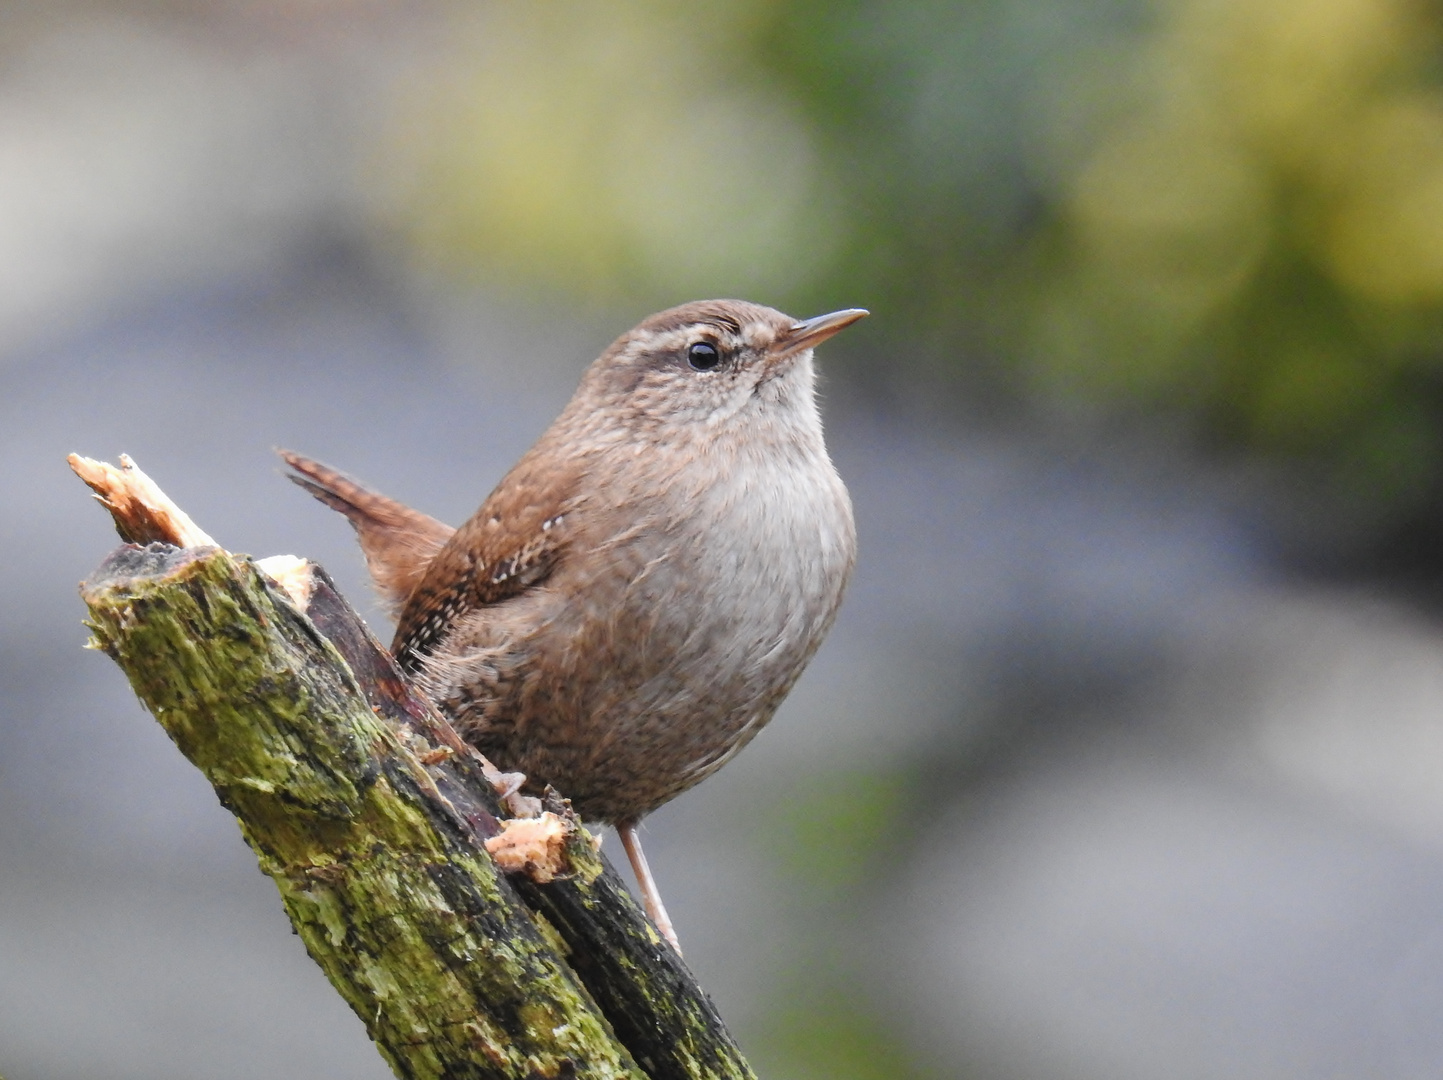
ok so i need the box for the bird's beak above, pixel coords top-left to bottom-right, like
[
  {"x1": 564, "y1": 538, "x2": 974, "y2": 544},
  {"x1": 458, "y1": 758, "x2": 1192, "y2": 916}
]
[{"x1": 774, "y1": 308, "x2": 869, "y2": 359}]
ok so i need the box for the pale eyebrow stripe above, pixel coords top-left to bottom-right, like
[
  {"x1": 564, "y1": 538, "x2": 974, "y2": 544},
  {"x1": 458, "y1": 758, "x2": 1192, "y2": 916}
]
[
  {"x1": 629, "y1": 324, "x2": 755, "y2": 355},
  {"x1": 629, "y1": 327, "x2": 695, "y2": 353}
]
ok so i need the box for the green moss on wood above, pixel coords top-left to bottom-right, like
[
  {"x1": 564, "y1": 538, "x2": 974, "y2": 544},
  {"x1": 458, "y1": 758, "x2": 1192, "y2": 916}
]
[
  {"x1": 520, "y1": 827, "x2": 759, "y2": 1080},
  {"x1": 82, "y1": 545, "x2": 639, "y2": 1080}
]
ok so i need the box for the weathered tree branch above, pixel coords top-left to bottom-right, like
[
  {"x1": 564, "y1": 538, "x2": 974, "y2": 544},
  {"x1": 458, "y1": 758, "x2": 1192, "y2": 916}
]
[
  {"x1": 84, "y1": 543, "x2": 637, "y2": 1079},
  {"x1": 72, "y1": 454, "x2": 757, "y2": 1080}
]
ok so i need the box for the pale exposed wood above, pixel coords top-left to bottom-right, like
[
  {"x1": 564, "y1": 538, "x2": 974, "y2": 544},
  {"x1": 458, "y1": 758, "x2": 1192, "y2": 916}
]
[{"x1": 67, "y1": 453, "x2": 217, "y2": 547}]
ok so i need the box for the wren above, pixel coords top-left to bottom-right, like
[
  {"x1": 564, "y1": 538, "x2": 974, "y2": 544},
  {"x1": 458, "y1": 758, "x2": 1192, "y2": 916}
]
[{"x1": 281, "y1": 299, "x2": 865, "y2": 948}]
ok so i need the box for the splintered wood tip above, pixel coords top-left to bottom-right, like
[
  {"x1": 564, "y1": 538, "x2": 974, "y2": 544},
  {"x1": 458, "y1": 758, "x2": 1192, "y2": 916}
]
[{"x1": 67, "y1": 452, "x2": 218, "y2": 549}]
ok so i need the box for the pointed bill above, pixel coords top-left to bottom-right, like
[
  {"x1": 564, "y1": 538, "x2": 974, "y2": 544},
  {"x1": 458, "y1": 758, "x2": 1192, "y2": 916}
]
[{"x1": 773, "y1": 308, "x2": 869, "y2": 358}]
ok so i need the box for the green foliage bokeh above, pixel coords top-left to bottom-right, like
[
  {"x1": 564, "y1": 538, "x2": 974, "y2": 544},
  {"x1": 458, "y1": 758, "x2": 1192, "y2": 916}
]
[{"x1": 371, "y1": 0, "x2": 1443, "y2": 527}]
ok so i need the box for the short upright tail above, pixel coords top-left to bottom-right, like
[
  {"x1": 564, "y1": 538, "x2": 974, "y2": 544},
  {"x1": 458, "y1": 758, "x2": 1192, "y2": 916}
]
[{"x1": 279, "y1": 450, "x2": 456, "y2": 614}]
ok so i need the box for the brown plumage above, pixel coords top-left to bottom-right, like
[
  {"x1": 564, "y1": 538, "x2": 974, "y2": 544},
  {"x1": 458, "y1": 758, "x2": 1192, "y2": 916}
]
[
  {"x1": 279, "y1": 453, "x2": 454, "y2": 615},
  {"x1": 282, "y1": 299, "x2": 866, "y2": 948}
]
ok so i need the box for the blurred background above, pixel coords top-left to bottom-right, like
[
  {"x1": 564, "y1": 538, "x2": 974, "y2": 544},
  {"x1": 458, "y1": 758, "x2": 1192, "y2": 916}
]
[{"x1": 8, "y1": 0, "x2": 1443, "y2": 1077}]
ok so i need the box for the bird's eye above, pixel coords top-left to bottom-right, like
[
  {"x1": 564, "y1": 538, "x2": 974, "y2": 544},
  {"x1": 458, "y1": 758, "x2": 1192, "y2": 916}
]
[{"x1": 687, "y1": 341, "x2": 721, "y2": 371}]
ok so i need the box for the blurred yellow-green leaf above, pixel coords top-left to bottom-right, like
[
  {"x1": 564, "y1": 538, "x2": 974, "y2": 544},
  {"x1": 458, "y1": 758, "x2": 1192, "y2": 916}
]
[
  {"x1": 373, "y1": 2, "x2": 843, "y2": 309},
  {"x1": 362, "y1": 0, "x2": 1443, "y2": 540}
]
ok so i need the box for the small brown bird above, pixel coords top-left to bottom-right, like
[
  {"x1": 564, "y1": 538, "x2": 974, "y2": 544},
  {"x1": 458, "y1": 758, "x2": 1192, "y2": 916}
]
[{"x1": 282, "y1": 299, "x2": 865, "y2": 948}]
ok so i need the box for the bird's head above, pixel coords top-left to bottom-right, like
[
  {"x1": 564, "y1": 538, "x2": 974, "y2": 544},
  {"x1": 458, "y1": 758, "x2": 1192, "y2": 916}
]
[{"x1": 573, "y1": 299, "x2": 868, "y2": 438}]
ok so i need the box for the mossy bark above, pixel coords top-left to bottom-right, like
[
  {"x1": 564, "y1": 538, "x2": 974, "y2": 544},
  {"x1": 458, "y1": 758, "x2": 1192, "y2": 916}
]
[
  {"x1": 81, "y1": 542, "x2": 759, "y2": 1080},
  {"x1": 82, "y1": 543, "x2": 638, "y2": 1080},
  {"x1": 521, "y1": 838, "x2": 755, "y2": 1080}
]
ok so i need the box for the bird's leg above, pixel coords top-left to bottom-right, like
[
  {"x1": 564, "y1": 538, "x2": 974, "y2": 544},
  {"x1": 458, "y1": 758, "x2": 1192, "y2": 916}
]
[{"x1": 617, "y1": 819, "x2": 680, "y2": 954}]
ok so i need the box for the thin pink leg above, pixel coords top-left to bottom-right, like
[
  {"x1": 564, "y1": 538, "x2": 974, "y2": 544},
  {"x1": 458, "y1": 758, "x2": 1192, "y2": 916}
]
[{"x1": 618, "y1": 819, "x2": 680, "y2": 954}]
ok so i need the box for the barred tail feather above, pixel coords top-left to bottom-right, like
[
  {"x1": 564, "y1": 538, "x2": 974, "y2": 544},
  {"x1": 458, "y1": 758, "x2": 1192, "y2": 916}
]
[{"x1": 278, "y1": 449, "x2": 455, "y2": 614}]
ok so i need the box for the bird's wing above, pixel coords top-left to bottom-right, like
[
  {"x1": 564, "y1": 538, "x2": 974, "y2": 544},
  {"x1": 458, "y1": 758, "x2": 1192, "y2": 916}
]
[{"x1": 390, "y1": 455, "x2": 578, "y2": 671}]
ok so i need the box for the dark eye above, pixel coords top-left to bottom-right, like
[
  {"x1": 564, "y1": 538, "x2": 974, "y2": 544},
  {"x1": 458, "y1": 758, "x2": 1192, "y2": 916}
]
[{"x1": 687, "y1": 341, "x2": 721, "y2": 371}]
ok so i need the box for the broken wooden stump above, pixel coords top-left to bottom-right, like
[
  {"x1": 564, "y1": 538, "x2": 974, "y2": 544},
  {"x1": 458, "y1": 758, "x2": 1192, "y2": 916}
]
[{"x1": 72, "y1": 453, "x2": 756, "y2": 1080}]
